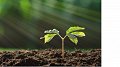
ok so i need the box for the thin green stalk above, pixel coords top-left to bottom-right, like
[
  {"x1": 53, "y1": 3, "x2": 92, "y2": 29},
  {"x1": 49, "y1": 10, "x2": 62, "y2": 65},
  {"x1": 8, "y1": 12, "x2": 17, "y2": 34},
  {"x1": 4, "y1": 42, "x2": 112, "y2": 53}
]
[
  {"x1": 58, "y1": 34, "x2": 67, "y2": 58},
  {"x1": 61, "y1": 38, "x2": 64, "y2": 58}
]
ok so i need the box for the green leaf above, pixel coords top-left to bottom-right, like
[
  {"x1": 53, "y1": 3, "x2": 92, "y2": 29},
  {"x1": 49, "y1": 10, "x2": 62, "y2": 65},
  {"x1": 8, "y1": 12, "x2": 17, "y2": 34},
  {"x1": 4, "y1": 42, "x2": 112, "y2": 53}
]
[
  {"x1": 44, "y1": 34, "x2": 56, "y2": 43},
  {"x1": 71, "y1": 32, "x2": 85, "y2": 37},
  {"x1": 66, "y1": 26, "x2": 85, "y2": 34},
  {"x1": 44, "y1": 29, "x2": 59, "y2": 35},
  {"x1": 68, "y1": 34, "x2": 78, "y2": 45}
]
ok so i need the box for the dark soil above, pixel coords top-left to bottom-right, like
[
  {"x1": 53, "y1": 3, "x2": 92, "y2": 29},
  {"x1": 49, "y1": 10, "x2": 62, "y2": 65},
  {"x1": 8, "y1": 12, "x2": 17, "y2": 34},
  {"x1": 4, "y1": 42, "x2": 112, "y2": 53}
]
[{"x1": 0, "y1": 49, "x2": 101, "y2": 66}]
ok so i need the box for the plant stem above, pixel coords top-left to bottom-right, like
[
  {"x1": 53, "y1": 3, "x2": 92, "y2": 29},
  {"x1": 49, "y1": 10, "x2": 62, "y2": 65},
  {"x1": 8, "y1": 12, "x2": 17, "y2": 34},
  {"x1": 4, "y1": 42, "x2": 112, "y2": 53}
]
[
  {"x1": 63, "y1": 35, "x2": 67, "y2": 39},
  {"x1": 58, "y1": 34, "x2": 67, "y2": 58},
  {"x1": 58, "y1": 34, "x2": 63, "y2": 39},
  {"x1": 61, "y1": 38, "x2": 64, "y2": 58}
]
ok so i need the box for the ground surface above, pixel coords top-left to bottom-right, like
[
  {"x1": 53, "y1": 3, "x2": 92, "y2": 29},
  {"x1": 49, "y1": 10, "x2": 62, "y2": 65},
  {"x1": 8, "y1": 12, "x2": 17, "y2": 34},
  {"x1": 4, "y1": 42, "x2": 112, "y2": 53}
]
[{"x1": 0, "y1": 49, "x2": 101, "y2": 66}]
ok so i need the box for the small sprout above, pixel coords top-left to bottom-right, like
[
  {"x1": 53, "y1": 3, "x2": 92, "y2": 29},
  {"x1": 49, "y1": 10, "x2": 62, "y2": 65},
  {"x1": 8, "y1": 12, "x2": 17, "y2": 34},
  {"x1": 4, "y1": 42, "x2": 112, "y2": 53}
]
[{"x1": 40, "y1": 26, "x2": 85, "y2": 58}]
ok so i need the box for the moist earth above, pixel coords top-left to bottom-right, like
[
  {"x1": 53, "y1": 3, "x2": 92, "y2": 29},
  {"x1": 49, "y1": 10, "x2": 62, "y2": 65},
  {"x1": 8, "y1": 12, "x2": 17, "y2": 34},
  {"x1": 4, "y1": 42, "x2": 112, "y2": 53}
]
[{"x1": 0, "y1": 49, "x2": 101, "y2": 66}]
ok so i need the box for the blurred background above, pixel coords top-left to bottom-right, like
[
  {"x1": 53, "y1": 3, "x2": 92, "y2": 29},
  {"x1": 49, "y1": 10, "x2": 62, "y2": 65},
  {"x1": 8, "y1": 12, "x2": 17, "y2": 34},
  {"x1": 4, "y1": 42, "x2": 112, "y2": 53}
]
[{"x1": 0, "y1": 0, "x2": 101, "y2": 49}]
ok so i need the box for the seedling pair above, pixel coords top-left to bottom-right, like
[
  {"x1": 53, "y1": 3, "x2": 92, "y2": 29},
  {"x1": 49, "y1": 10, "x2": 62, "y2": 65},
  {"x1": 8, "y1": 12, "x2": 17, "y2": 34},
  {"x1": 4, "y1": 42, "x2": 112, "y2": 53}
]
[{"x1": 40, "y1": 26, "x2": 85, "y2": 58}]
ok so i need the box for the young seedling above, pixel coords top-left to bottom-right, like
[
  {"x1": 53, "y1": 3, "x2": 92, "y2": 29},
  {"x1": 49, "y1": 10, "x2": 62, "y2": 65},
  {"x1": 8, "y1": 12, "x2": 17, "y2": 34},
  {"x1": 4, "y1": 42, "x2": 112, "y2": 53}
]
[{"x1": 40, "y1": 26, "x2": 85, "y2": 58}]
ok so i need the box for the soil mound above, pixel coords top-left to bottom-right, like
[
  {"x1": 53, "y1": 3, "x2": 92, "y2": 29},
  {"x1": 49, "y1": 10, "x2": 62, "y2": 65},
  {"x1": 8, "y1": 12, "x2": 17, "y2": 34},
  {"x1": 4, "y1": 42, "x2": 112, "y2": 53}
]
[{"x1": 0, "y1": 49, "x2": 101, "y2": 66}]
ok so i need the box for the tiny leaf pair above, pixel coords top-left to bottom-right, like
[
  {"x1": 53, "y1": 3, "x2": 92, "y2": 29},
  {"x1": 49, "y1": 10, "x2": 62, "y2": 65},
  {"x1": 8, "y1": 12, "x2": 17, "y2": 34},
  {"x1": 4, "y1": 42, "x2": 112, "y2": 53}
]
[
  {"x1": 40, "y1": 26, "x2": 85, "y2": 58},
  {"x1": 40, "y1": 26, "x2": 85, "y2": 44}
]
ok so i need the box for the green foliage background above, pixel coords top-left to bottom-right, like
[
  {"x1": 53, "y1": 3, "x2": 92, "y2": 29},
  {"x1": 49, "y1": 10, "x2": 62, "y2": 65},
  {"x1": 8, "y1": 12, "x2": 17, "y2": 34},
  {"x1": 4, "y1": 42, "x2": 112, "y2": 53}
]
[{"x1": 0, "y1": 0, "x2": 101, "y2": 49}]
